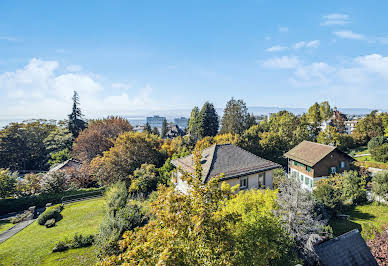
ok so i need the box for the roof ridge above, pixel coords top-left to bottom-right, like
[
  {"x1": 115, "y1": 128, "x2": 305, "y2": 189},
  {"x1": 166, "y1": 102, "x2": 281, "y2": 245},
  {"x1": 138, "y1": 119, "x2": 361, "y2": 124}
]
[
  {"x1": 302, "y1": 140, "x2": 337, "y2": 149},
  {"x1": 203, "y1": 144, "x2": 218, "y2": 182},
  {"x1": 232, "y1": 144, "x2": 281, "y2": 167}
]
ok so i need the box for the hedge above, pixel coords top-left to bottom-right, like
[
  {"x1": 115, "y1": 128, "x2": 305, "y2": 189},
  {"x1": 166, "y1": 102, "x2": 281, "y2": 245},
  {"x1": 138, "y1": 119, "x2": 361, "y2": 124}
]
[
  {"x1": 38, "y1": 205, "x2": 63, "y2": 225},
  {"x1": 0, "y1": 188, "x2": 104, "y2": 216}
]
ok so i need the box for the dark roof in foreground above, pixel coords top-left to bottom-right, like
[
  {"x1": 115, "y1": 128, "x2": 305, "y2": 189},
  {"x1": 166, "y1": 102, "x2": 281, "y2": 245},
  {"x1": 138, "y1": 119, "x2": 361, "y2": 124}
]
[
  {"x1": 284, "y1": 141, "x2": 354, "y2": 167},
  {"x1": 315, "y1": 229, "x2": 377, "y2": 266},
  {"x1": 171, "y1": 144, "x2": 281, "y2": 183}
]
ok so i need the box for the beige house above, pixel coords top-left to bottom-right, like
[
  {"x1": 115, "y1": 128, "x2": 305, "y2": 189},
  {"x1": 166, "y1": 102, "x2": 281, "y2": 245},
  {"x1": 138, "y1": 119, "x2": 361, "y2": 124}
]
[{"x1": 171, "y1": 144, "x2": 281, "y2": 193}]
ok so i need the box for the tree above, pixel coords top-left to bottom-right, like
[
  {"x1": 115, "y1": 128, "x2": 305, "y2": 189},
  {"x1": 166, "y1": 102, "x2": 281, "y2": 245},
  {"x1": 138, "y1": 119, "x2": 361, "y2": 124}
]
[
  {"x1": 103, "y1": 150, "x2": 297, "y2": 265},
  {"x1": 0, "y1": 120, "x2": 57, "y2": 171},
  {"x1": 352, "y1": 111, "x2": 385, "y2": 145},
  {"x1": 276, "y1": 177, "x2": 327, "y2": 264},
  {"x1": 188, "y1": 106, "x2": 202, "y2": 139},
  {"x1": 313, "y1": 179, "x2": 343, "y2": 216},
  {"x1": 319, "y1": 101, "x2": 333, "y2": 121},
  {"x1": 220, "y1": 98, "x2": 254, "y2": 135},
  {"x1": 151, "y1": 127, "x2": 159, "y2": 136},
  {"x1": 95, "y1": 182, "x2": 146, "y2": 256},
  {"x1": 73, "y1": 117, "x2": 133, "y2": 163},
  {"x1": 68, "y1": 91, "x2": 87, "y2": 138},
  {"x1": 370, "y1": 143, "x2": 388, "y2": 163},
  {"x1": 39, "y1": 171, "x2": 70, "y2": 193},
  {"x1": 372, "y1": 171, "x2": 388, "y2": 203},
  {"x1": 15, "y1": 173, "x2": 42, "y2": 196},
  {"x1": 161, "y1": 119, "x2": 168, "y2": 138},
  {"x1": 342, "y1": 170, "x2": 367, "y2": 205},
  {"x1": 43, "y1": 126, "x2": 73, "y2": 155},
  {"x1": 368, "y1": 136, "x2": 385, "y2": 151},
  {"x1": 199, "y1": 102, "x2": 219, "y2": 137},
  {"x1": 48, "y1": 148, "x2": 71, "y2": 166},
  {"x1": 143, "y1": 122, "x2": 151, "y2": 134},
  {"x1": 128, "y1": 164, "x2": 160, "y2": 198},
  {"x1": 317, "y1": 125, "x2": 354, "y2": 150},
  {"x1": 0, "y1": 169, "x2": 17, "y2": 198},
  {"x1": 90, "y1": 132, "x2": 165, "y2": 186}
]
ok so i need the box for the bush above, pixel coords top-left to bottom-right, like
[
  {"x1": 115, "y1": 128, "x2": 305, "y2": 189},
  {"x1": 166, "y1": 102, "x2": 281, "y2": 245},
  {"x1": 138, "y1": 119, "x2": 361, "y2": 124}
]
[
  {"x1": 44, "y1": 218, "x2": 56, "y2": 228},
  {"x1": 372, "y1": 171, "x2": 388, "y2": 202},
  {"x1": 368, "y1": 136, "x2": 385, "y2": 151},
  {"x1": 10, "y1": 210, "x2": 33, "y2": 224},
  {"x1": 52, "y1": 233, "x2": 95, "y2": 253},
  {"x1": 40, "y1": 171, "x2": 70, "y2": 193},
  {"x1": 37, "y1": 205, "x2": 63, "y2": 225},
  {"x1": 0, "y1": 187, "x2": 104, "y2": 216},
  {"x1": 52, "y1": 240, "x2": 69, "y2": 252},
  {"x1": 371, "y1": 143, "x2": 388, "y2": 163},
  {"x1": 69, "y1": 233, "x2": 94, "y2": 248}
]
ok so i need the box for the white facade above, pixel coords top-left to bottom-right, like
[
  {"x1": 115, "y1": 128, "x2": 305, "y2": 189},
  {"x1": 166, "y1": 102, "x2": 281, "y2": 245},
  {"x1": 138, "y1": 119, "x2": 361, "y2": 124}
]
[
  {"x1": 174, "y1": 170, "x2": 274, "y2": 194},
  {"x1": 288, "y1": 168, "x2": 326, "y2": 192}
]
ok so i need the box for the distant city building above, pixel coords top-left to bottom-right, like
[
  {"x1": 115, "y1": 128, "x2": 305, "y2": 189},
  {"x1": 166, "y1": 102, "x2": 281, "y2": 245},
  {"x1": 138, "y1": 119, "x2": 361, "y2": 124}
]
[
  {"x1": 174, "y1": 117, "x2": 189, "y2": 129},
  {"x1": 133, "y1": 125, "x2": 145, "y2": 133},
  {"x1": 146, "y1": 115, "x2": 166, "y2": 129},
  {"x1": 165, "y1": 124, "x2": 184, "y2": 139}
]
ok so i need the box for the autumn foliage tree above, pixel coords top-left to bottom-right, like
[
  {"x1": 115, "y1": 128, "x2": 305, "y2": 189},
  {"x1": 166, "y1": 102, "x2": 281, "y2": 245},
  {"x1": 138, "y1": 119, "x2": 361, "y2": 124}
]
[
  {"x1": 102, "y1": 149, "x2": 298, "y2": 265},
  {"x1": 90, "y1": 132, "x2": 165, "y2": 186},
  {"x1": 73, "y1": 116, "x2": 133, "y2": 163}
]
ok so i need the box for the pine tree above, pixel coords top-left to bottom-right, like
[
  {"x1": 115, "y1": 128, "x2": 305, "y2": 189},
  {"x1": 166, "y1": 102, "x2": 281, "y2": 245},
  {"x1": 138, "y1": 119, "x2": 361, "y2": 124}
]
[
  {"x1": 161, "y1": 119, "x2": 168, "y2": 138},
  {"x1": 220, "y1": 98, "x2": 253, "y2": 135},
  {"x1": 188, "y1": 106, "x2": 202, "y2": 139},
  {"x1": 144, "y1": 122, "x2": 151, "y2": 134},
  {"x1": 68, "y1": 91, "x2": 86, "y2": 139},
  {"x1": 199, "y1": 102, "x2": 219, "y2": 137}
]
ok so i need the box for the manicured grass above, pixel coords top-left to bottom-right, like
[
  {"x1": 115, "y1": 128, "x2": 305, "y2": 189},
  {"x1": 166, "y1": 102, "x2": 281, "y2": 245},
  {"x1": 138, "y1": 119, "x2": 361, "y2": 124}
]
[
  {"x1": 329, "y1": 203, "x2": 388, "y2": 237},
  {"x1": 349, "y1": 145, "x2": 368, "y2": 156},
  {"x1": 0, "y1": 198, "x2": 104, "y2": 266},
  {"x1": 0, "y1": 220, "x2": 14, "y2": 234}
]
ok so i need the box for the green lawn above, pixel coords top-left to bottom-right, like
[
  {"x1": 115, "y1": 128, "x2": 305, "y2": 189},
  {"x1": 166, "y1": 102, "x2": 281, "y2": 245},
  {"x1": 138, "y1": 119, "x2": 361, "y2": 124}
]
[
  {"x1": 329, "y1": 203, "x2": 388, "y2": 237},
  {"x1": 0, "y1": 198, "x2": 105, "y2": 266},
  {"x1": 349, "y1": 145, "x2": 368, "y2": 156},
  {"x1": 0, "y1": 220, "x2": 14, "y2": 234}
]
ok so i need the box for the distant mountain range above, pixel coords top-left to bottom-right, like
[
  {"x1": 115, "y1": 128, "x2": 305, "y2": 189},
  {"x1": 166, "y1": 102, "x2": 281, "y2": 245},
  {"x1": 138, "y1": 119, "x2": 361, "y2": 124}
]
[{"x1": 1, "y1": 106, "x2": 386, "y2": 129}]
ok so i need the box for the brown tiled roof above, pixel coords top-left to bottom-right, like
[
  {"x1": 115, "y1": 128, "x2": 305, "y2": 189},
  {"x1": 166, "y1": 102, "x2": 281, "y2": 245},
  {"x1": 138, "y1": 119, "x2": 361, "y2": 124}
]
[
  {"x1": 284, "y1": 141, "x2": 353, "y2": 167},
  {"x1": 171, "y1": 144, "x2": 281, "y2": 183}
]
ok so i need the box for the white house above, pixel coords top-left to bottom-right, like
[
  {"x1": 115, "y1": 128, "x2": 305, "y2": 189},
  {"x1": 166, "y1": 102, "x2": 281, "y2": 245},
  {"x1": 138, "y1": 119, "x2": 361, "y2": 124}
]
[{"x1": 171, "y1": 144, "x2": 281, "y2": 193}]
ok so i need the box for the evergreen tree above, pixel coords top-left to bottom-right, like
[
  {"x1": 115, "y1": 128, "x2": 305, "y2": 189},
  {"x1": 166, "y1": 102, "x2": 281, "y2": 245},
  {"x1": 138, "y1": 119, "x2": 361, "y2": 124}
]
[
  {"x1": 199, "y1": 102, "x2": 219, "y2": 137},
  {"x1": 188, "y1": 106, "x2": 202, "y2": 139},
  {"x1": 220, "y1": 98, "x2": 252, "y2": 135},
  {"x1": 161, "y1": 119, "x2": 168, "y2": 138},
  {"x1": 151, "y1": 127, "x2": 159, "y2": 136},
  {"x1": 68, "y1": 91, "x2": 86, "y2": 139},
  {"x1": 144, "y1": 122, "x2": 151, "y2": 134}
]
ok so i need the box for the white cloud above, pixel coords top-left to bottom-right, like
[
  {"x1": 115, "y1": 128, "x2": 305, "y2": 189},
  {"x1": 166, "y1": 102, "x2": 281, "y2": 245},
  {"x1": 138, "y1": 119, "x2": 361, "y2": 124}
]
[
  {"x1": 66, "y1": 65, "x2": 83, "y2": 72},
  {"x1": 266, "y1": 45, "x2": 288, "y2": 52},
  {"x1": 0, "y1": 58, "x2": 156, "y2": 119},
  {"x1": 278, "y1": 26, "x2": 288, "y2": 33},
  {"x1": 293, "y1": 40, "x2": 320, "y2": 49},
  {"x1": 261, "y1": 56, "x2": 300, "y2": 69},
  {"x1": 334, "y1": 30, "x2": 365, "y2": 40},
  {"x1": 321, "y1": 13, "x2": 350, "y2": 26},
  {"x1": 112, "y1": 82, "x2": 133, "y2": 90},
  {"x1": 355, "y1": 54, "x2": 388, "y2": 76}
]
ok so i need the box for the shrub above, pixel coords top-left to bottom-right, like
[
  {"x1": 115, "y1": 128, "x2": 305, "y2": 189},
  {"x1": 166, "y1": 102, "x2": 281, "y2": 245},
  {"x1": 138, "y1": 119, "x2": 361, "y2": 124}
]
[
  {"x1": 371, "y1": 143, "x2": 388, "y2": 163},
  {"x1": 52, "y1": 240, "x2": 69, "y2": 252},
  {"x1": 40, "y1": 171, "x2": 70, "y2": 193},
  {"x1": 52, "y1": 233, "x2": 94, "y2": 253},
  {"x1": 69, "y1": 233, "x2": 94, "y2": 248},
  {"x1": 37, "y1": 205, "x2": 63, "y2": 225},
  {"x1": 342, "y1": 171, "x2": 367, "y2": 205},
  {"x1": 372, "y1": 171, "x2": 388, "y2": 202},
  {"x1": 0, "y1": 187, "x2": 104, "y2": 216},
  {"x1": 10, "y1": 210, "x2": 33, "y2": 224},
  {"x1": 0, "y1": 169, "x2": 17, "y2": 198},
  {"x1": 368, "y1": 136, "x2": 385, "y2": 151},
  {"x1": 45, "y1": 218, "x2": 56, "y2": 228}
]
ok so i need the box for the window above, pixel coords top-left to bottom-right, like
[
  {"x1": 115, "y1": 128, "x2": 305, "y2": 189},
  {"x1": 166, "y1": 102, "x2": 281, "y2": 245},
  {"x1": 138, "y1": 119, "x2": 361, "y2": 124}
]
[
  {"x1": 240, "y1": 176, "x2": 248, "y2": 189},
  {"x1": 300, "y1": 174, "x2": 304, "y2": 182},
  {"x1": 306, "y1": 166, "x2": 311, "y2": 172},
  {"x1": 305, "y1": 176, "x2": 309, "y2": 185},
  {"x1": 340, "y1": 161, "x2": 346, "y2": 169},
  {"x1": 258, "y1": 172, "x2": 266, "y2": 186},
  {"x1": 330, "y1": 167, "x2": 336, "y2": 174},
  {"x1": 310, "y1": 178, "x2": 313, "y2": 188}
]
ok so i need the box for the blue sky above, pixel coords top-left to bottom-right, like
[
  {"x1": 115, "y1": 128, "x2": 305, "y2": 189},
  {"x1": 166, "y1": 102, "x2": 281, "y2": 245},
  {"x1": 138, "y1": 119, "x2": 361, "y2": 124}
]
[{"x1": 0, "y1": 0, "x2": 387, "y2": 119}]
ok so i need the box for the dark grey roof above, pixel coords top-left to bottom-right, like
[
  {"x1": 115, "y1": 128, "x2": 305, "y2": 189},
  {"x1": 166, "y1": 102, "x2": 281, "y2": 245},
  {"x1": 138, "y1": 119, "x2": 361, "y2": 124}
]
[
  {"x1": 315, "y1": 229, "x2": 377, "y2": 266},
  {"x1": 171, "y1": 144, "x2": 281, "y2": 183}
]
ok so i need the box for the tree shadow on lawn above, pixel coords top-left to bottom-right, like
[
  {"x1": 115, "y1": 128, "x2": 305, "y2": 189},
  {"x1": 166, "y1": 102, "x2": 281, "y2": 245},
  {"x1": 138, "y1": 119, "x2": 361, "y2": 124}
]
[{"x1": 330, "y1": 204, "x2": 377, "y2": 236}]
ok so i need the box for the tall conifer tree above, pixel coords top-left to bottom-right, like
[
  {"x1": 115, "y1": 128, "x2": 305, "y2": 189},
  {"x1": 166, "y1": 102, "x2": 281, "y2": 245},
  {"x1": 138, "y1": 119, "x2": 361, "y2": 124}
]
[{"x1": 68, "y1": 91, "x2": 86, "y2": 138}]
